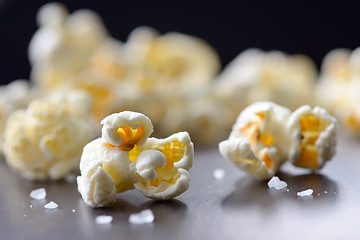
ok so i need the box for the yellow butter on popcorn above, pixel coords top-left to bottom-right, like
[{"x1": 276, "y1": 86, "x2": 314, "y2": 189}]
[
  {"x1": 77, "y1": 111, "x2": 194, "y2": 207},
  {"x1": 3, "y1": 91, "x2": 94, "y2": 180},
  {"x1": 219, "y1": 102, "x2": 291, "y2": 180},
  {"x1": 287, "y1": 105, "x2": 338, "y2": 170}
]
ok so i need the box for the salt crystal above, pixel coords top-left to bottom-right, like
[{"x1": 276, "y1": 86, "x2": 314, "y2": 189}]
[
  {"x1": 30, "y1": 205, "x2": 33, "y2": 208},
  {"x1": 95, "y1": 215, "x2": 113, "y2": 225},
  {"x1": 72, "y1": 209, "x2": 76, "y2": 212},
  {"x1": 213, "y1": 168, "x2": 225, "y2": 180},
  {"x1": 297, "y1": 189, "x2": 313, "y2": 197},
  {"x1": 44, "y1": 201, "x2": 58, "y2": 209},
  {"x1": 267, "y1": 176, "x2": 287, "y2": 190},
  {"x1": 24, "y1": 214, "x2": 26, "y2": 217},
  {"x1": 324, "y1": 191, "x2": 328, "y2": 194},
  {"x1": 30, "y1": 188, "x2": 46, "y2": 200},
  {"x1": 129, "y1": 209, "x2": 154, "y2": 225}
]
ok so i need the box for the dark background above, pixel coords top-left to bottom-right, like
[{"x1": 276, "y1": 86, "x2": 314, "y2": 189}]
[{"x1": 0, "y1": 0, "x2": 359, "y2": 85}]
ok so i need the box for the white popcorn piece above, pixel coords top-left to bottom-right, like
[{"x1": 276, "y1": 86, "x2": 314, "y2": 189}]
[
  {"x1": 77, "y1": 138, "x2": 138, "y2": 207},
  {"x1": 77, "y1": 111, "x2": 194, "y2": 207},
  {"x1": 44, "y1": 201, "x2": 58, "y2": 209},
  {"x1": 219, "y1": 102, "x2": 291, "y2": 180},
  {"x1": 100, "y1": 111, "x2": 153, "y2": 150},
  {"x1": 128, "y1": 209, "x2": 154, "y2": 225},
  {"x1": 30, "y1": 188, "x2": 47, "y2": 200},
  {"x1": 267, "y1": 176, "x2": 287, "y2": 190},
  {"x1": 134, "y1": 132, "x2": 193, "y2": 200},
  {"x1": 3, "y1": 91, "x2": 94, "y2": 180},
  {"x1": 288, "y1": 105, "x2": 338, "y2": 170}
]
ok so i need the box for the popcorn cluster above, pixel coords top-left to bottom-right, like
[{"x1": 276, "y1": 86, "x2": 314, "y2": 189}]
[
  {"x1": 3, "y1": 91, "x2": 94, "y2": 180},
  {"x1": 0, "y1": 2, "x2": 355, "y2": 183},
  {"x1": 219, "y1": 102, "x2": 338, "y2": 180},
  {"x1": 77, "y1": 111, "x2": 194, "y2": 207}
]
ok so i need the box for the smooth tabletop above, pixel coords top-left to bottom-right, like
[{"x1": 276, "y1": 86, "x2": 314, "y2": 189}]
[{"x1": 1, "y1": 135, "x2": 360, "y2": 240}]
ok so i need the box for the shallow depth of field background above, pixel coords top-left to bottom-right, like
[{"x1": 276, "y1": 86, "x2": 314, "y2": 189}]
[{"x1": 0, "y1": 0, "x2": 359, "y2": 84}]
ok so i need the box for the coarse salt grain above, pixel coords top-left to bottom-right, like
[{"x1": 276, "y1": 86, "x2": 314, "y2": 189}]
[
  {"x1": 129, "y1": 209, "x2": 154, "y2": 225},
  {"x1": 44, "y1": 201, "x2": 58, "y2": 209},
  {"x1": 267, "y1": 176, "x2": 287, "y2": 190},
  {"x1": 213, "y1": 168, "x2": 225, "y2": 180},
  {"x1": 72, "y1": 209, "x2": 76, "y2": 212},
  {"x1": 95, "y1": 215, "x2": 113, "y2": 225},
  {"x1": 30, "y1": 188, "x2": 46, "y2": 200},
  {"x1": 297, "y1": 189, "x2": 313, "y2": 197}
]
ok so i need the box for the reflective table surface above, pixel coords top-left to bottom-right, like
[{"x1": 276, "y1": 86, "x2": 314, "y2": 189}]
[{"x1": 1, "y1": 135, "x2": 360, "y2": 240}]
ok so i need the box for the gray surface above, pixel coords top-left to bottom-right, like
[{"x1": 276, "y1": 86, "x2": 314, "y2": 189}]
[{"x1": 1, "y1": 135, "x2": 360, "y2": 240}]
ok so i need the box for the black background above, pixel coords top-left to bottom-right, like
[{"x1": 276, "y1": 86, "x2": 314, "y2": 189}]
[{"x1": 0, "y1": 0, "x2": 359, "y2": 85}]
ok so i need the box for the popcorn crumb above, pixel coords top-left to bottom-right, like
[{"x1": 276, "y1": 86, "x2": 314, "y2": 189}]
[
  {"x1": 297, "y1": 189, "x2": 313, "y2": 197},
  {"x1": 267, "y1": 176, "x2": 288, "y2": 190},
  {"x1": 129, "y1": 209, "x2": 154, "y2": 225},
  {"x1": 30, "y1": 188, "x2": 46, "y2": 200},
  {"x1": 95, "y1": 215, "x2": 113, "y2": 225},
  {"x1": 44, "y1": 201, "x2": 58, "y2": 209},
  {"x1": 213, "y1": 168, "x2": 225, "y2": 180}
]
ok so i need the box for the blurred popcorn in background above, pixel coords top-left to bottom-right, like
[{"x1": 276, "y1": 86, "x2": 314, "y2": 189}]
[
  {"x1": 1, "y1": 2, "x2": 358, "y2": 180},
  {"x1": 316, "y1": 48, "x2": 360, "y2": 135}
]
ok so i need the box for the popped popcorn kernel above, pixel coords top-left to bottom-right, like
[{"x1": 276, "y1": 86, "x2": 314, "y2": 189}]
[
  {"x1": 134, "y1": 132, "x2": 193, "y2": 200},
  {"x1": 3, "y1": 91, "x2": 94, "y2": 180},
  {"x1": 219, "y1": 102, "x2": 291, "y2": 180},
  {"x1": 77, "y1": 111, "x2": 194, "y2": 207},
  {"x1": 288, "y1": 105, "x2": 338, "y2": 170}
]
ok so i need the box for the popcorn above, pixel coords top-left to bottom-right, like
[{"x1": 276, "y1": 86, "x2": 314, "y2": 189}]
[
  {"x1": 3, "y1": 91, "x2": 94, "y2": 180},
  {"x1": 316, "y1": 48, "x2": 360, "y2": 135},
  {"x1": 77, "y1": 111, "x2": 194, "y2": 207},
  {"x1": 288, "y1": 105, "x2": 338, "y2": 170},
  {"x1": 134, "y1": 132, "x2": 193, "y2": 200},
  {"x1": 29, "y1": 3, "x2": 107, "y2": 90},
  {"x1": 125, "y1": 26, "x2": 220, "y2": 93},
  {"x1": 215, "y1": 49, "x2": 317, "y2": 111},
  {"x1": 0, "y1": 80, "x2": 39, "y2": 153},
  {"x1": 219, "y1": 102, "x2": 291, "y2": 179}
]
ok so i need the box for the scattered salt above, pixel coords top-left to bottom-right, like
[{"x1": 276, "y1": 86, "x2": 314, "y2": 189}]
[
  {"x1": 44, "y1": 201, "x2": 58, "y2": 209},
  {"x1": 324, "y1": 191, "x2": 328, "y2": 194},
  {"x1": 297, "y1": 189, "x2": 313, "y2": 197},
  {"x1": 30, "y1": 205, "x2": 33, "y2": 208},
  {"x1": 129, "y1": 209, "x2": 154, "y2": 225},
  {"x1": 30, "y1": 188, "x2": 46, "y2": 200},
  {"x1": 267, "y1": 176, "x2": 288, "y2": 190},
  {"x1": 213, "y1": 168, "x2": 225, "y2": 180},
  {"x1": 95, "y1": 215, "x2": 113, "y2": 225},
  {"x1": 286, "y1": 189, "x2": 290, "y2": 192},
  {"x1": 24, "y1": 214, "x2": 26, "y2": 217},
  {"x1": 72, "y1": 209, "x2": 76, "y2": 212}
]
